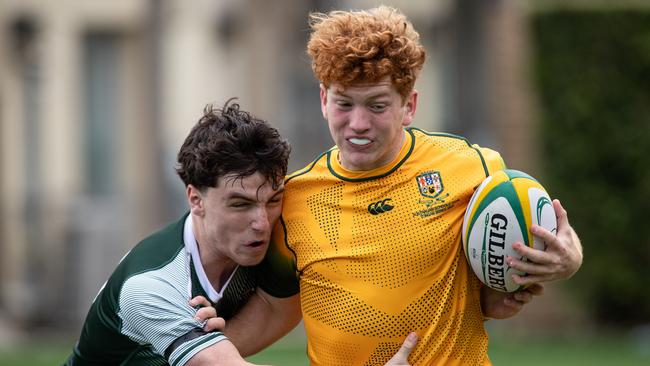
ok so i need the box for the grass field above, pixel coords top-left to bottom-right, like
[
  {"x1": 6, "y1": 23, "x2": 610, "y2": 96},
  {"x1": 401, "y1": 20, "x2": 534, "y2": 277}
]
[
  {"x1": 249, "y1": 335, "x2": 650, "y2": 366},
  {"x1": 2, "y1": 332, "x2": 647, "y2": 365}
]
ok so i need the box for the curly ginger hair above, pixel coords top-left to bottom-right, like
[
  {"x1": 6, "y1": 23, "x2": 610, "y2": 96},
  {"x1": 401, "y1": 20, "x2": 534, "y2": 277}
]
[{"x1": 307, "y1": 6, "x2": 426, "y2": 101}]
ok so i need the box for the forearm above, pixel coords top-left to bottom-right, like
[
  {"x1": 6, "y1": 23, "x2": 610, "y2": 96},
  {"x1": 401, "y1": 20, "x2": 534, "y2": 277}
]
[
  {"x1": 480, "y1": 284, "x2": 543, "y2": 320},
  {"x1": 570, "y1": 227, "x2": 583, "y2": 267},
  {"x1": 480, "y1": 286, "x2": 503, "y2": 320},
  {"x1": 185, "y1": 339, "x2": 258, "y2": 366},
  {"x1": 224, "y1": 290, "x2": 301, "y2": 356}
]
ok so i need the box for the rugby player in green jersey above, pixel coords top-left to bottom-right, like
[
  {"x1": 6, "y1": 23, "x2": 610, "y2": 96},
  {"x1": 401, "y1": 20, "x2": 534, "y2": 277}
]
[{"x1": 63, "y1": 100, "x2": 298, "y2": 366}]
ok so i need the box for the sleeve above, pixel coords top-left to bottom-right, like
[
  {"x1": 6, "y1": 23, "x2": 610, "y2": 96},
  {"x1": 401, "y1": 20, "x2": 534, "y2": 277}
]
[
  {"x1": 255, "y1": 217, "x2": 300, "y2": 297},
  {"x1": 118, "y1": 274, "x2": 227, "y2": 365},
  {"x1": 473, "y1": 145, "x2": 506, "y2": 176}
]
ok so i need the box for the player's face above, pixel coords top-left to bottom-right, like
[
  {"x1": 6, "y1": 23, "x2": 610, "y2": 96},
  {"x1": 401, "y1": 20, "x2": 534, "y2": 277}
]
[
  {"x1": 320, "y1": 78, "x2": 417, "y2": 171},
  {"x1": 189, "y1": 172, "x2": 284, "y2": 267}
]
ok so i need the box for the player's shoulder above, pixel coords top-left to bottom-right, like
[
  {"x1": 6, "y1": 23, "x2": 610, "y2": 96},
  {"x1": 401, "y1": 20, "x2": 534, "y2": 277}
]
[
  {"x1": 117, "y1": 216, "x2": 186, "y2": 274},
  {"x1": 408, "y1": 127, "x2": 505, "y2": 174},
  {"x1": 120, "y1": 268, "x2": 183, "y2": 306},
  {"x1": 408, "y1": 127, "x2": 476, "y2": 149},
  {"x1": 285, "y1": 147, "x2": 335, "y2": 184},
  {"x1": 96, "y1": 215, "x2": 188, "y2": 306},
  {"x1": 135, "y1": 215, "x2": 187, "y2": 255},
  {"x1": 116, "y1": 254, "x2": 193, "y2": 331}
]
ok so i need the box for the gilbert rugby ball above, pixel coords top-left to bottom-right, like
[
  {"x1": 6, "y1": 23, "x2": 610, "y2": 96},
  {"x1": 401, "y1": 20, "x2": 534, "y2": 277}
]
[{"x1": 461, "y1": 169, "x2": 557, "y2": 292}]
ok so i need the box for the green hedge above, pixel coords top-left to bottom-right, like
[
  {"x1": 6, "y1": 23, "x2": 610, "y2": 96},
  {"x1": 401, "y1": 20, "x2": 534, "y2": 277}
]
[{"x1": 531, "y1": 9, "x2": 650, "y2": 325}]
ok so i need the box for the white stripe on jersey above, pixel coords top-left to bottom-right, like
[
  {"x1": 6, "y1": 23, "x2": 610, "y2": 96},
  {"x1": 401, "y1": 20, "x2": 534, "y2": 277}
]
[{"x1": 118, "y1": 244, "x2": 224, "y2": 365}]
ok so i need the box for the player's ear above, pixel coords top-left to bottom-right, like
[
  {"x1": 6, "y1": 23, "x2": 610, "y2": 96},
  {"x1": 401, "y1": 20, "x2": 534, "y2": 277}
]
[
  {"x1": 187, "y1": 185, "x2": 204, "y2": 216},
  {"x1": 401, "y1": 90, "x2": 418, "y2": 127},
  {"x1": 319, "y1": 83, "x2": 328, "y2": 120}
]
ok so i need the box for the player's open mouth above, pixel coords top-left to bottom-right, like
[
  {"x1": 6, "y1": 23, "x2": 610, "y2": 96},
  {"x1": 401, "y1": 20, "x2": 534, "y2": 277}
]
[
  {"x1": 348, "y1": 138, "x2": 371, "y2": 146},
  {"x1": 248, "y1": 241, "x2": 265, "y2": 248}
]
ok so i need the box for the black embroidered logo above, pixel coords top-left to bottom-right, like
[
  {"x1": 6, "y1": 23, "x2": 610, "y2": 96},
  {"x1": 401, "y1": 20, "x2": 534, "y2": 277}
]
[{"x1": 368, "y1": 199, "x2": 394, "y2": 215}]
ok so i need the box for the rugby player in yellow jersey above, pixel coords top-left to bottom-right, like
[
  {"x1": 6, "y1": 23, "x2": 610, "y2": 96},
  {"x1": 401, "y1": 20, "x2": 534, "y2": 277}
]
[{"x1": 220, "y1": 6, "x2": 583, "y2": 366}]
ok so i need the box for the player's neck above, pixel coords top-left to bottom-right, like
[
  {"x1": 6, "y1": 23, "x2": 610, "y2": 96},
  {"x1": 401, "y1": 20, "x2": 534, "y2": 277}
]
[
  {"x1": 204, "y1": 260, "x2": 237, "y2": 292},
  {"x1": 196, "y1": 242, "x2": 238, "y2": 292}
]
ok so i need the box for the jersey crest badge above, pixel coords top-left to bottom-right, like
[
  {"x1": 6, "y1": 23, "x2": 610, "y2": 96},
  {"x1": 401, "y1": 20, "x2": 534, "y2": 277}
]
[
  {"x1": 416, "y1": 171, "x2": 444, "y2": 198},
  {"x1": 413, "y1": 171, "x2": 455, "y2": 218}
]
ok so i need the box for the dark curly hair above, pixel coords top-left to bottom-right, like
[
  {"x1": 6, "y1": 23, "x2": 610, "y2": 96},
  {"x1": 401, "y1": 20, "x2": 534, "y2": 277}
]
[
  {"x1": 176, "y1": 99, "x2": 290, "y2": 190},
  {"x1": 307, "y1": 6, "x2": 426, "y2": 101}
]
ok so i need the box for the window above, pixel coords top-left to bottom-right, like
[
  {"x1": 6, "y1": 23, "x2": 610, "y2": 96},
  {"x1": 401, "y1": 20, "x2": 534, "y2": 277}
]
[{"x1": 82, "y1": 32, "x2": 122, "y2": 196}]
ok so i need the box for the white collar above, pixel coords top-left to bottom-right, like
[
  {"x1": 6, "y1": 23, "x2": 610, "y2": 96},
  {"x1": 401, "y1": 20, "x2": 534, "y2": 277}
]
[{"x1": 183, "y1": 214, "x2": 238, "y2": 302}]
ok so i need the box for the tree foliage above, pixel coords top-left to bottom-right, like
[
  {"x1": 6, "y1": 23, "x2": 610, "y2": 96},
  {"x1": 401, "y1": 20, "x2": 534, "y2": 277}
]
[{"x1": 531, "y1": 9, "x2": 650, "y2": 325}]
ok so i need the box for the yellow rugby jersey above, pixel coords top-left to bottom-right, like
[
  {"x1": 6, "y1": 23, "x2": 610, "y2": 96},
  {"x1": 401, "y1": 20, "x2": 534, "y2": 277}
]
[{"x1": 269, "y1": 128, "x2": 505, "y2": 366}]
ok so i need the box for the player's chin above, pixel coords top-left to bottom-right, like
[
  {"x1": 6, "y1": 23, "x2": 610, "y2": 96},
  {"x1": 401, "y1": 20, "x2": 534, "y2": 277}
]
[{"x1": 235, "y1": 254, "x2": 265, "y2": 267}]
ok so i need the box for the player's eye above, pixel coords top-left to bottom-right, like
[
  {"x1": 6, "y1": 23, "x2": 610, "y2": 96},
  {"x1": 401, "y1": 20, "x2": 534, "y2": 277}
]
[
  {"x1": 369, "y1": 103, "x2": 387, "y2": 112},
  {"x1": 230, "y1": 201, "x2": 250, "y2": 208},
  {"x1": 335, "y1": 100, "x2": 352, "y2": 109}
]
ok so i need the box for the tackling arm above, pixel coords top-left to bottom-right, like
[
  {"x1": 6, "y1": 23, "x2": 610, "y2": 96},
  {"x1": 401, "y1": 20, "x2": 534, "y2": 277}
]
[
  {"x1": 192, "y1": 293, "x2": 419, "y2": 365},
  {"x1": 184, "y1": 340, "x2": 260, "y2": 366},
  {"x1": 185, "y1": 289, "x2": 300, "y2": 365},
  {"x1": 224, "y1": 288, "x2": 302, "y2": 357}
]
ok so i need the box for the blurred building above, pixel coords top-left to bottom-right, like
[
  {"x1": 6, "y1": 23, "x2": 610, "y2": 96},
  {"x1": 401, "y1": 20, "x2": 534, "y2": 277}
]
[{"x1": 0, "y1": 0, "x2": 537, "y2": 336}]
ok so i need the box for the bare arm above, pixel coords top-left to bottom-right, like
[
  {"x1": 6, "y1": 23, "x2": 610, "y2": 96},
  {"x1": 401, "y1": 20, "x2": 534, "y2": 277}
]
[
  {"x1": 184, "y1": 339, "x2": 262, "y2": 366},
  {"x1": 224, "y1": 289, "x2": 302, "y2": 357},
  {"x1": 180, "y1": 288, "x2": 302, "y2": 366},
  {"x1": 173, "y1": 298, "x2": 260, "y2": 366},
  {"x1": 194, "y1": 293, "x2": 418, "y2": 365},
  {"x1": 480, "y1": 283, "x2": 544, "y2": 319},
  {"x1": 183, "y1": 289, "x2": 300, "y2": 365}
]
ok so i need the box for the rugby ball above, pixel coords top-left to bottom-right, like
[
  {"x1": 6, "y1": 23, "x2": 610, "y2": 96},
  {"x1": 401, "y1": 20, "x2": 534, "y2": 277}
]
[{"x1": 461, "y1": 169, "x2": 557, "y2": 292}]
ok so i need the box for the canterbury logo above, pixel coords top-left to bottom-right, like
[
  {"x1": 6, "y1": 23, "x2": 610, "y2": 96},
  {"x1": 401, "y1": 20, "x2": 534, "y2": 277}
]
[{"x1": 368, "y1": 199, "x2": 394, "y2": 215}]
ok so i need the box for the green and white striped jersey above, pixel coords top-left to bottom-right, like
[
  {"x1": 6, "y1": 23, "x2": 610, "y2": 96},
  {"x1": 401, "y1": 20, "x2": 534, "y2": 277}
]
[{"x1": 64, "y1": 213, "x2": 273, "y2": 366}]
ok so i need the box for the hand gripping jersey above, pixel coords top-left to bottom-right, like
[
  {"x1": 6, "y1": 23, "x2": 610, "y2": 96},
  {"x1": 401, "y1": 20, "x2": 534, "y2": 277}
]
[
  {"x1": 64, "y1": 214, "x2": 283, "y2": 366},
  {"x1": 268, "y1": 128, "x2": 505, "y2": 366}
]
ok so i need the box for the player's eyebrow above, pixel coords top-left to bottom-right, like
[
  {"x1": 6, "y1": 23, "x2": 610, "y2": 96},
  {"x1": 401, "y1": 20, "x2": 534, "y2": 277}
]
[
  {"x1": 227, "y1": 187, "x2": 285, "y2": 202},
  {"x1": 332, "y1": 89, "x2": 392, "y2": 101},
  {"x1": 225, "y1": 192, "x2": 257, "y2": 201}
]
